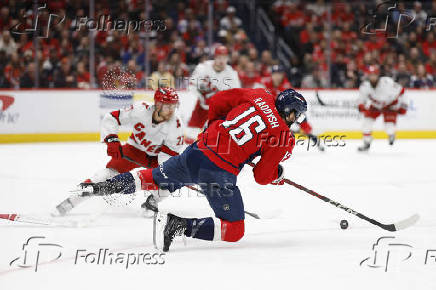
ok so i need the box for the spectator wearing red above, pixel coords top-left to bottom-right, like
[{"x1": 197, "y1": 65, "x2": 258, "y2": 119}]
[
  {"x1": 76, "y1": 61, "x2": 91, "y2": 89},
  {"x1": 239, "y1": 61, "x2": 261, "y2": 88},
  {"x1": 260, "y1": 64, "x2": 292, "y2": 96},
  {"x1": 0, "y1": 6, "x2": 11, "y2": 31},
  {"x1": 259, "y1": 50, "x2": 273, "y2": 77},
  {"x1": 422, "y1": 32, "x2": 436, "y2": 57},
  {"x1": 281, "y1": 3, "x2": 305, "y2": 28},
  {"x1": 4, "y1": 52, "x2": 21, "y2": 88}
]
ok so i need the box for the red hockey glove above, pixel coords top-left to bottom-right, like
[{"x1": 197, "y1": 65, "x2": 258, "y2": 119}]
[
  {"x1": 358, "y1": 104, "x2": 366, "y2": 113},
  {"x1": 271, "y1": 164, "x2": 285, "y2": 185},
  {"x1": 105, "y1": 134, "x2": 122, "y2": 159},
  {"x1": 397, "y1": 107, "x2": 407, "y2": 115}
]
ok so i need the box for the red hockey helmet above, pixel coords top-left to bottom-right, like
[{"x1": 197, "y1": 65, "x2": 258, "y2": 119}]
[
  {"x1": 214, "y1": 45, "x2": 229, "y2": 57},
  {"x1": 154, "y1": 87, "x2": 179, "y2": 105}
]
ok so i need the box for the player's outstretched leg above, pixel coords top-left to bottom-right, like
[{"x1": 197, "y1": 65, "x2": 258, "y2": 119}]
[
  {"x1": 53, "y1": 168, "x2": 118, "y2": 216},
  {"x1": 77, "y1": 171, "x2": 140, "y2": 196}
]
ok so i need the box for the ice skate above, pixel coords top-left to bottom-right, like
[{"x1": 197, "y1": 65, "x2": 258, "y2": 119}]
[{"x1": 153, "y1": 213, "x2": 187, "y2": 252}]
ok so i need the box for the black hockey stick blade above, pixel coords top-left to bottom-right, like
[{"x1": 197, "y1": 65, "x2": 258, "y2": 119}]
[
  {"x1": 245, "y1": 210, "x2": 260, "y2": 219},
  {"x1": 315, "y1": 90, "x2": 327, "y2": 106}
]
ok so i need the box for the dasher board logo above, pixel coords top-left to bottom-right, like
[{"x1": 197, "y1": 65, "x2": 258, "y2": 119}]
[
  {"x1": 0, "y1": 95, "x2": 14, "y2": 112},
  {"x1": 0, "y1": 94, "x2": 19, "y2": 124}
]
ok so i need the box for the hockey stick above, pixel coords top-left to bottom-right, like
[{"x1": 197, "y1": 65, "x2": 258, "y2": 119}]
[
  {"x1": 315, "y1": 90, "x2": 355, "y2": 109},
  {"x1": 0, "y1": 213, "x2": 78, "y2": 227},
  {"x1": 315, "y1": 90, "x2": 328, "y2": 106},
  {"x1": 247, "y1": 162, "x2": 419, "y2": 231},
  {"x1": 123, "y1": 156, "x2": 261, "y2": 219}
]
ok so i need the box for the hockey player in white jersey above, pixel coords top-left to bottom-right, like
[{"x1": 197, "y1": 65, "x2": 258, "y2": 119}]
[
  {"x1": 54, "y1": 88, "x2": 185, "y2": 216},
  {"x1": 357, "y1": 65, "x2": 407, "y2": 151},
  {"x1": 185, "y1": 45, "x2": 241, "y2": 143}
]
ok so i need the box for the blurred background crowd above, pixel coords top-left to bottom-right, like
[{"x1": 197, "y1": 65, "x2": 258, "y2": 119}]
[{"x1": 0, "y1": 0, "x2": 435, "y2": 89}]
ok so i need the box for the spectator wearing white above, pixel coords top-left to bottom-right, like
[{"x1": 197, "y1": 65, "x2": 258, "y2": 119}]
[
  {"x1": 220, "y1": 6, "x2": 242, "y2": 30},
  {"x1": 0, "y1": 31, "x2": 17, "y2": 56}
]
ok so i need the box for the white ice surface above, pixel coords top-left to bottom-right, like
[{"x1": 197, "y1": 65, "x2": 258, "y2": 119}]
[{"x1": 0, "y1": 140, "x2": 435, "y2": 289}]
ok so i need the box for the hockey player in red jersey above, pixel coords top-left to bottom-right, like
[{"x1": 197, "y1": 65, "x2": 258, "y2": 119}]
[
  {"x1": 79, "y1": 88, "x2": 307, "y2": 252},
  {"x1": 357, "y1": 65, "x2": 407, "y2": 151},
  {"x1": 54, "y1": 88, "x2": 184, "y2": 216}
]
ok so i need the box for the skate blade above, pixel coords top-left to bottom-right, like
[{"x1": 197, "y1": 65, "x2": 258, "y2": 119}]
[{"x1": 153, "y1": 212, "x2": 167, "y2": 252}]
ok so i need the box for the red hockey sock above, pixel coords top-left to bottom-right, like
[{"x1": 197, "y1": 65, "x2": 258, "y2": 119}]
[{"x1": 221, "y1": 220, "x2": 245, "y2": 242}]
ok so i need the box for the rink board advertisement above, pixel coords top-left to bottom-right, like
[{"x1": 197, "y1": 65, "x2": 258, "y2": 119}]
[{"x1": 0, "y1": 89, "x2": 435, "y2": 143}]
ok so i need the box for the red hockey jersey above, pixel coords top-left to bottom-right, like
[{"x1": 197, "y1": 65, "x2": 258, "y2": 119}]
[{"x1": 197, "y1": 88, "x2": 295, "y2": 185}]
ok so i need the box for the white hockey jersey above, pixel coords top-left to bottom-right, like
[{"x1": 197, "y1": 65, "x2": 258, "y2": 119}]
[
  {"x1": 101, "y1": 102, "x2": 185, "y2": 159},
  {"x1": 189, "y1": 60, "x2": 241, "y2": 110},
  {"x1": 359, "y1": 76, "x2": 406, "y2": 110}
]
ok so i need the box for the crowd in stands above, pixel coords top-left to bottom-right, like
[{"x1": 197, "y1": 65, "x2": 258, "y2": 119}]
[
  {"x1": 0, "y1": 0, "x2": 435, "y2": 89},
  {"x1": 266, "y1": 0, "x2": 436, "y2": 88}
]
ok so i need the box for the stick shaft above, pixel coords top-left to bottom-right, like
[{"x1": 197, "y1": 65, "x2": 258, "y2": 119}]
[
  {"x1": 0, "y1": 213, "x2": 65, "y2": 226},
  {"x1": 247, "y1": 162, "x2": 396, "y2": 231}
]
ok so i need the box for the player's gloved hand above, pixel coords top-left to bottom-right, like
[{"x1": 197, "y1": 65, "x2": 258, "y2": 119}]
[
  {"x1": 271, "y1": 164, "x2": 285, "y2": 185},
  {"x1": 358, "y1": 104, "x2": 366, "y2": 113},
  {"x1": 105, "y1": 134, "x2": 123, "y2": 159},
  {"x1": 397, "y1": 107, "x2": 407, "y2": 115}
]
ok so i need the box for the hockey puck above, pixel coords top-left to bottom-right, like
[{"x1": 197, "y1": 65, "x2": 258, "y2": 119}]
[{"x1": 340, "y1": 219, "x2": 348, "y2": 229}]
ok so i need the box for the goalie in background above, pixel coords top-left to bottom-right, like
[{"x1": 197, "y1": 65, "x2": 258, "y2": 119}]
[{"x1": 357, "y1": 65, "x2": 407, "y2": 151}]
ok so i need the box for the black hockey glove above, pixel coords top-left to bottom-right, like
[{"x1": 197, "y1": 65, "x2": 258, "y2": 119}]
[{"x1": 271, "y1": 164, "x2": 285, "y2": 185}]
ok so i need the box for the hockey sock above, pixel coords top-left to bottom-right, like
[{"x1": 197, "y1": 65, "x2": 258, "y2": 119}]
[
  {"x1": 185, "y1": 217, "x2": 218, "y2": 241},
  {"x1": 363, "y1": 132, "x2": 372, "y2": 144},
  {"x1": 111, "y1": 172, "x2": 136, "y2": 194}
]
